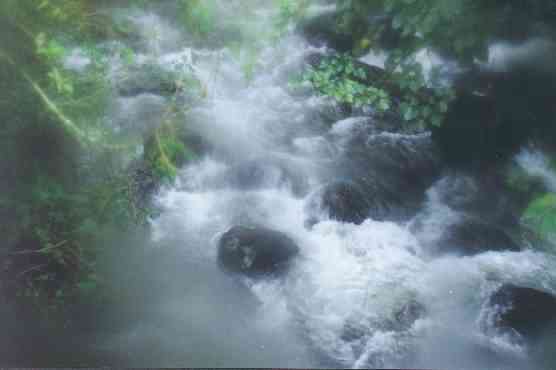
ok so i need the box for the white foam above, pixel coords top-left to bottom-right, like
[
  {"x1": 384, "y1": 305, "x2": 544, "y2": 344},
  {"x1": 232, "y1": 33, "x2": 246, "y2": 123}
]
[{"x1": 134, "y1": 3, "x2": 556, "y2": 368}]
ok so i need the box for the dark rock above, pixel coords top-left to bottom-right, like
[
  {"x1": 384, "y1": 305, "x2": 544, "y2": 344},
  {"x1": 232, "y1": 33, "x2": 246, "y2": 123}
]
[
  {"x1": 490, "y1": 284, "x2": 556, "y2": 339},
  {"x1": 319, "y1": 181, "x2": 372, "y2": 224},
  {"x1": 437, "y1": 218, "x2": 521, "y2": 256},
  {"x1": 116, "y1": 63, "x2": 178, "y2": 97},
  {"x1": 298, "y1": 9, "x2": 403, "y2": 53},
  {"x1": 432, "y1": 91, "x2": 509, "y2": 166},
  {"x1": 434, "y1": 63, "x2": 556, "y2": 167},
  {"x1": 431, "y1": 172, "x2": 524, "y2": 228},
  {"x1": 298, "y1": 11, "x2": 356, "y2": 53},
  {"x1": 329, "y1": 133, "x2": 442, "y2": 222},
  {"x1": 352, "y1": 134, "x2": 441, "y2": 190},
  {"x1": 217, "y1": 226, "x2": 299, "y2": 277}
]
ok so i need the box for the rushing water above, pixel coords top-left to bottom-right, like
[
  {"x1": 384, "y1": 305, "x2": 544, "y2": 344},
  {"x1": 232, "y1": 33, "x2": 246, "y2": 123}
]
[{"x1": 49, "y1": 3, "x2": 556, "y2": 368}]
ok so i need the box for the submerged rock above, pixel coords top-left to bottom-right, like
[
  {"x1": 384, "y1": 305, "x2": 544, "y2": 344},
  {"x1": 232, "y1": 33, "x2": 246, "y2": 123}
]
[
  {"x1": 489, "y1": 284, "x2": 556, "y2": 339},
  {"x1": 306, "y1": 178, "x2": 407, "y2": 225},
  {"x1": 340, "y1": 300, "x2": 426, "y2": 342},
  {"x1": 225, "y1": 159, "x2": 309, "y2": 196},
  {"x1": 217, "y1": 226, "x2": 299, "y2": 277},
  {"x1": 316, "y1": 181, "x2": 372, "y2": 224},
  {"x1": 437, "y1": 218, "x2": 521, "y2": 256}
]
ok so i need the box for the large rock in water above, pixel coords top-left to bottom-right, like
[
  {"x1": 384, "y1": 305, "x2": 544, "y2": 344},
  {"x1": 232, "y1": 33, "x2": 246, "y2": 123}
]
[
  {"x1": 436, "y1": 218, "x2": 521, "y2": 256},
  {"x1": 489, "y1": 284, "x2": 556, "y2": 339},
  {"x1": 316, "y1": 181, "x2": 371, "y2": 224},
  {"x1": 434, "y1": 62, "x2": 556, "y2": 166},
  {"x1": 323, "y1": 132, "x2": 442, "y2": 223},
  {"x1": 306, "y1": 177, "x2": 414, "y2": 226},
  {"x1": 217, "y1": 226, "x2": 299, "y2": 277}
]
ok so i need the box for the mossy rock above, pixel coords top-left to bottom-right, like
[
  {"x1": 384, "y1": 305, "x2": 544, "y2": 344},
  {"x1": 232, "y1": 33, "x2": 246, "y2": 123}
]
[
  {"x1": 522, "y1": 193, "x2": 556, "y2": 242},
  {"x1": 143, "y1": 122, "x2": 196, "y2": 182},
  {"x1": 117, "y1": 63, "x2": 179, "y2": 97}
]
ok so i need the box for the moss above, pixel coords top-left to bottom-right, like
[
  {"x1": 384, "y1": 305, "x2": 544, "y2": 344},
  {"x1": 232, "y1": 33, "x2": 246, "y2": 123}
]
[{"x1": 522, "y1": 193, "x2": 556, "y2": 243}]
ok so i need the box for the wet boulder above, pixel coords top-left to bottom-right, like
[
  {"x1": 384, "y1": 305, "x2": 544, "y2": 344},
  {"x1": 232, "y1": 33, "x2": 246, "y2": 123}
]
[
  {"x1": 307, "y1": 180, "x2": 394, "y2": 225},
  {"x1": 489, "y1": 284, "x2": 556, "y2": 339},
  {"x1": 331, "y1": 133, "x2": 442, "y2": 222},
  {"x1": 437, "y1": 218, "x2": 521, "y2": 256},
  {"x1": 217, "y1": 226, "x2": 299, "y2": 277},
  {"x1": 434, "y1": 62, "x2": 556, "y2": 166},
  {"x1": 116, "y1": 63, "x2": 179, "y2": 97},
  {"x1": 318, "y1": 181, "x2": 372, "y2": 224}
]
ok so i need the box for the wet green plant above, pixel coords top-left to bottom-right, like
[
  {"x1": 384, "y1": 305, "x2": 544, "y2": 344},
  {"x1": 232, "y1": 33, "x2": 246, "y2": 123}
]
[
  {"x1": 177, "y1": 0, "x2": 217, "y2": 40},
  {"x1": 144, "y1": 121, "x2": 194, "y2": 182},
  {"x1": 302, "y1": 55, "x2": 391, "y2": 110},
  {"x1": 0, "y1": 0, "x2": 167, "y2": 320},
  {"x1": 300, "y1": 54, "x2": 452, "y2": 127},
  {"x1": 273, "y1": 0, "x2": 310, "y2": 37},
  {"x1": 523, "y1": 193, "x2": 556, "y2": 243}
]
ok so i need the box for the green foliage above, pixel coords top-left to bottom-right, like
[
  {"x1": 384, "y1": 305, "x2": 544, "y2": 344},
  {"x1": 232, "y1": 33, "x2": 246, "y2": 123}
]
[
  {"x1": 0, "y1": 0, "x2": 167, "y2": 319},
  {"x1": 144, "y1": 121, "x2": 195, "y2": 183},
  {"x1": 340, "y1": 0, "x2": 556, "y2": 63},
  {"x1": 523, "y1": 193, "x2": 556, "y2": 243},
  {"x1": 3, "y1": 162, "x2": 149, "y2": 314},
  {"x1": 177, "y1": 0, "x2": 217, "y2": 40},
  {"x1": 274, "y1": 0, "x2": 309, "y2": 37},
  {"x1": 302, "y1": 54, "x2": 391, "y2": 110},
  {"x1": 300, "y1": 54, "x2": 452, "y2": 127},
  {"x1": 391, "y1": 59, "x2": 453, "y2": 127}
]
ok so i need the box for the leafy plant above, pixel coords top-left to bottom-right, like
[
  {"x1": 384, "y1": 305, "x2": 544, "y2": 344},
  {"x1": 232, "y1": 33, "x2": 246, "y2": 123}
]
[
  {"x1": 523, "y1": 193, "x2": 556, "y2": 243},
  {"x1": 177, "y1": 0, "x2": 217, "y2": 40},
  {"x1": 300, "y1": 54, "x2": 453, "y2": 127},
  {"x1": 302, "y1": 54, "x2": 391, "y2": 110},
  {"x1": 273, "y1": 0, "x2": 309, "y2": 37}
]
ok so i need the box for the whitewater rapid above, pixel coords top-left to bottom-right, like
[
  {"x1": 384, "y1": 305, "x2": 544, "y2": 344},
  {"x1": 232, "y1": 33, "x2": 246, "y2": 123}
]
[{"x1": 83, "y1": 3, "x2": 556, "y2": 368}]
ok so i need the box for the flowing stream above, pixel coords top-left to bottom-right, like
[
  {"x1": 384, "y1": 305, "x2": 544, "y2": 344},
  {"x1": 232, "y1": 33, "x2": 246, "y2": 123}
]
[{"x1": 57, "y1": 3, "x2": 556, "y2": 368}]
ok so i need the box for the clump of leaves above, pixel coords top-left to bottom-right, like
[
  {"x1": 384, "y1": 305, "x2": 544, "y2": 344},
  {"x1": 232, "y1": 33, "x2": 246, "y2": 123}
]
[
  {"x1": 300, "y1": 54, "x2": 452, "y2": 127},
  {"x1": 4, "y1": 164, "x2": 150, "y2": 318},
  {"x1": 302, "y1": 54, "x2": 391, "y2": 110},
  {"x1": 522, "y1": 193, "x2": 556, "y2": 243},
  {"x1": 177, "y1": 0, "x2": 217, "y2": 40},
  {"x1": 273, "y1": 0, "x2": 309, "y2": 37},
  {"x1": 144, "y1": 121, "x2": 195, "y2": 182},
  {"x1": 389, "y1": 57, "x2": 453, "y2": 127}
]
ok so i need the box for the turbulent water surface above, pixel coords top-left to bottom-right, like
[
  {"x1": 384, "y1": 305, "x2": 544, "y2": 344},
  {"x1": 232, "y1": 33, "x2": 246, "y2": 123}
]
[{"x1": 40, "y1": 3, "x2": 556, "y2": 369}]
